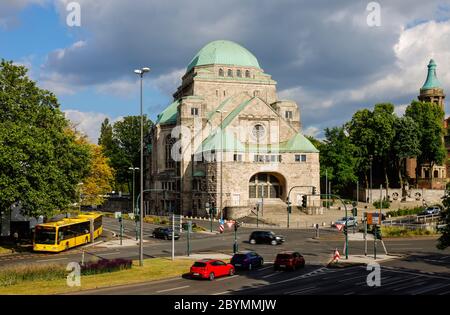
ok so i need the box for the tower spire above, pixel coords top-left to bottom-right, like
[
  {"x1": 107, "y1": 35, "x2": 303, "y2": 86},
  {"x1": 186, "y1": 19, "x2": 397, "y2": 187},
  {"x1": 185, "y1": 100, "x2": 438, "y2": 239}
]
[{"x1": 421, "y1": 59, "x2": 442, "y2": 90}]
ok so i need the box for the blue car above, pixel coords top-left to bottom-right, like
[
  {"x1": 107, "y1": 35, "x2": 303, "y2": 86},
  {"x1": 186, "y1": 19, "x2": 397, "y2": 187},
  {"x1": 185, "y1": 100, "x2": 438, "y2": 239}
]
[{"x1": 231, "y1": 251, "x2": 264, "y2": 270}]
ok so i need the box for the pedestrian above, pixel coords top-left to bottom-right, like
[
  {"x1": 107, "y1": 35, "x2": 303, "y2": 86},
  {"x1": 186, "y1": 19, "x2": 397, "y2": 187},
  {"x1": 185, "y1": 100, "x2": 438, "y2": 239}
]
[{"x1": 13, "y1": 231, "x2": 19, "y2": 246}]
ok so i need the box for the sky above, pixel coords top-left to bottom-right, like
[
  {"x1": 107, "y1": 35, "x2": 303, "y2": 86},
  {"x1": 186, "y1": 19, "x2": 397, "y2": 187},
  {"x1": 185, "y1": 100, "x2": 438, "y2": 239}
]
[{"x1": 1, "y1": 0, "x2": 450, "y2": 142}]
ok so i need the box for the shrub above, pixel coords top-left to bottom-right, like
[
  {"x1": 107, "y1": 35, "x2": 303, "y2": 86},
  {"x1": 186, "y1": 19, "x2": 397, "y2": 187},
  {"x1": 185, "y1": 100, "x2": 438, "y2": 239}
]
[
  {"x1": 381, "y1": 226, "x2": 438, "y2": 238},
  {"x1": 386, "y1": 207, "x2": 423, "y2": 218},
  {"x1": 0, "y1": 264, "x2": 67, "y2": 287},
  {"x1": 81, "y1": 258, "x2": 132, "y2": 275},
  {"x1": 373, "y1": 199, "x2": 390, "y2": 209}
]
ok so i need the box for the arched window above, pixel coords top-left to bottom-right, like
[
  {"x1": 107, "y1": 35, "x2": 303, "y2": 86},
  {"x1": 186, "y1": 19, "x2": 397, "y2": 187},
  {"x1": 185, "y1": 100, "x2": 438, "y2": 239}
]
[
  {"x1": 245, "y1": 70, "x2": 251, "y2": 78},
  {"x1": 237, "y1": 69, "x2": 242, "y2": 77},
  {"x1": 227, "y1": 69, "x2": 233, "y2": 77},
  {"x1": 219, "y1": 68, "x2": 224, "y2": 77},
  {"x1": 165, "y1": 135, "x2": 176, "y2": 169},
  {"x1": 434, "y1": 170, "x2": 439, "y2": 178}
]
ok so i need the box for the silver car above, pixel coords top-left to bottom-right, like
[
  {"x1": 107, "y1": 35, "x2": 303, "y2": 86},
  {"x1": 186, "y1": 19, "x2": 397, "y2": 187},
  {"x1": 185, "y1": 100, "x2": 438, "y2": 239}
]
[{"x1": 334, "y1": 216, "x2": 358, "y2": 227}]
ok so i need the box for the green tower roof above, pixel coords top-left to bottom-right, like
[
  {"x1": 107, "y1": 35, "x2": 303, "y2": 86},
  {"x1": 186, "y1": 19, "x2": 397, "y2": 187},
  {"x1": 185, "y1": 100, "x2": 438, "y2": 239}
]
[
  {"x1": 186, "y1": 40, "x2": 261, "y2": 72},
  {"x1": 155, "y1": 100, "x2": 179, "y2": 125},
  {"x1": 421, "y1": 59, "x2": 442, "y2": 90}
]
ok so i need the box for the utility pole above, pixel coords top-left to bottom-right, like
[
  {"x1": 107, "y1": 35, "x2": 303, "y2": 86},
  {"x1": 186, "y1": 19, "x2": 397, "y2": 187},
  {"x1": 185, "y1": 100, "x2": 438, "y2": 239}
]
[
  {"x1": 134, "y1": 66, "x2": 150, "y2": 267},
  {"x1": 172, "y1": 211, "x2": 175, "y2": 261},
  {"x1": 325, "y1": 169, "x2": 328, "y2": 209},
  {"x1": 129, "y1": 167, "x2": 139, "y2": 241},
  {"x1": 364, "y1": 213, "x2": 367, "y2": 256}
]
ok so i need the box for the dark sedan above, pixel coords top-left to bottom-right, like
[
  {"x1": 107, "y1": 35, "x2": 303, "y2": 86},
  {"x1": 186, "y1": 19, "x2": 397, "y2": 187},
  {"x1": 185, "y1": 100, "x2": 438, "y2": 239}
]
[
  {"x1": 231, "y1": 251, "x2": 264, "y2": 270},
  {"x1": 152, "y1": 227, "x2": 180, "y2": 240}
]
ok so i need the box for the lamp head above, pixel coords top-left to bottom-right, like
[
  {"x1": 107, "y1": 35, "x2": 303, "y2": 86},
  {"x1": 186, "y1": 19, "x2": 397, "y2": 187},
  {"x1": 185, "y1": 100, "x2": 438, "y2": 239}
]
[
  {"x1": 142, "y1": 67, "x2": 150, "y2": 73},
  {"x1": 134, "y1": 69, "x2": 142, "y2": 75}
]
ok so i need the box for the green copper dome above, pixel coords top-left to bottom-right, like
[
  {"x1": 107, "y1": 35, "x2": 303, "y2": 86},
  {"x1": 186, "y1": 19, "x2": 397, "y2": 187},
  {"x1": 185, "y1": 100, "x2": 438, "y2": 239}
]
[
  {"x1": 186, "y1": 40, "x2": 261, "y2": 72},
  {"x1": 421, "y1": 59, "x2": 442, "y2": 90}
]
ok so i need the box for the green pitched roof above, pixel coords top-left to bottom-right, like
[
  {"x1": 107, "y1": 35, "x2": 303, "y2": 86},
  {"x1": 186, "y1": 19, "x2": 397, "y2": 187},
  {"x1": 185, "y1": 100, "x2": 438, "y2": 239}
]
[
  {"x1": 196, "y1": 129, "x2": 245, "y2": 154},
  {"x1": 155, "y1": 100, "x2": 179, "y2": 125},
  {"x1": 282, "y1": 133, "x2": 319, "y2": 153},
  {"x1": 187, "y1": 40, "x2": 261, "y2": 72},
  {"x1": 422, "y1": 59, "x2": 442, "y2": 90}
]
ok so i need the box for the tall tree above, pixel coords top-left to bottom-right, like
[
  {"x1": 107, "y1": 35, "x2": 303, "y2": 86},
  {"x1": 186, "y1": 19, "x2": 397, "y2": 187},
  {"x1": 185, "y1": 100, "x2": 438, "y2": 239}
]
[
  {"x1": 372, "y1": 103, "x2": 396, "y2": 191},
  {"x1": 391, "y1": 116, "x2": 421, "y2": 190},
  {"x1": 0, "y1": 60, "x2": 91, "y2": 218},
  {"x1": 101, "y1": 116, "x2": 152, "y2": 193},
  {"x1": 346, "y1": 108, "x2": 375, "y2": 191},
  {"x1": 405, "y1": 101, "x2": 446, "y2": 186},
  {"x1": 98, "y1": 118, "x2": 113, "y2": 156},
  {"x1": 319, "y1": 127, "x2": 357, "y2": 195}
]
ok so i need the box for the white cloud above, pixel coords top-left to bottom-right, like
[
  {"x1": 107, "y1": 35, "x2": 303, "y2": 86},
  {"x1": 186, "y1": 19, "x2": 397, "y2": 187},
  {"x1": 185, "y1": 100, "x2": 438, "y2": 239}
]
[
  {"x1": 303, "y1": 126, "x2": 320, "y2": 138},
  {"x1": 63, "y1": 110, "x2": 121, "y2": 143}
]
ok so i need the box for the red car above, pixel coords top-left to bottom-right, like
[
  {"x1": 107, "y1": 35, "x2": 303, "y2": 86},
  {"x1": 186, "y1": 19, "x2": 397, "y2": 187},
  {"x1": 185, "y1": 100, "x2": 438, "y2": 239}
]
[
  {"x1": 274, "y1": 251, "x2": 305, "y2": 271},
  {"x1": 190, "y1": 259, "x2": 235, "y2": 280}
]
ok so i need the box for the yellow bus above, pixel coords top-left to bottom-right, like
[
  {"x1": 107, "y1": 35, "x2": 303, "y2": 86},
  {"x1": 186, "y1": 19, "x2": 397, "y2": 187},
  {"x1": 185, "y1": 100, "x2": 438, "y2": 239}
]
[{"x1": 33, "y1": 212, "x2": 103, "y2": 252}]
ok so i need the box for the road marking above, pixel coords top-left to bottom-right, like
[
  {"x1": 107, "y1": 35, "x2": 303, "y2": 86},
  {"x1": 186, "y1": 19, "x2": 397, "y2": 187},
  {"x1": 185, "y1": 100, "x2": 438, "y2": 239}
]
[
  {"x1": 156, "y1": 285, "x2": 190, "y2": 293},
  {"x1": 212, "y1": 291, "x2": 231, "y2": 295},
  {"x1": 382, "y1": 267, "x2": 450, "y2": 280},
  {"x1": 338, "y1": 274, "x2": 367, "y2": 283},
  {"x1": 285, "y1": 286, "x2": 317, "y2": 295},
  {"x1": 343, "y1": 291, "x2": 355, "y2": 295},
  {"x1": 217, "y1": 275, "x2": 239, "y2": 281},
  {"x1": 37, "y1": 258, "x2": 68, "y2": 263},
  {"x1": 393, "y1": 281, "x2": 427, "y2": 292},
  {"x1": 262, "y1": 272, "x2": 281, "y2": 279},
  {"x1": 410, "y1": 282, "x2": 450, "y2": 295},
  {"x1": 258, "y1": 266, "x2": 273, "y2": 272}
]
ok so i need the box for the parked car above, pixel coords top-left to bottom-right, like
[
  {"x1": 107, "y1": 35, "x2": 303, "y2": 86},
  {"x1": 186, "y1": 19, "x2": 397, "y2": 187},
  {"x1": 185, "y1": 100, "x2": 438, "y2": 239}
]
[
  {"x1": 231, "y1": 251, "x2": 264, "y2": 270},
  {"x1": 249, "y1": 231, "x2": 285, "y2": 245},
  {"x1": 274, "y1": 251, "x2": 305, "y2": 271},
  {"x1": 151, "y1": 227, "x2": 180, "y2": 240},
  {"x1": 421, "y1": 206, "x2": 441, "y2": 215},
  {"x1": 333, "y1": 216, "x2": 358, "y2": 227},
  {"x1": 190, "y1": 259, "x2": 235, "y2": 280}
]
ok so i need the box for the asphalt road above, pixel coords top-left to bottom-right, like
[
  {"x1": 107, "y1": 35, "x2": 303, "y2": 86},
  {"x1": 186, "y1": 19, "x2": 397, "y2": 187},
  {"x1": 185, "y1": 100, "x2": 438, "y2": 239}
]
[{"x1": 2, "y1": 216, "x2": 449, "y2": 295}]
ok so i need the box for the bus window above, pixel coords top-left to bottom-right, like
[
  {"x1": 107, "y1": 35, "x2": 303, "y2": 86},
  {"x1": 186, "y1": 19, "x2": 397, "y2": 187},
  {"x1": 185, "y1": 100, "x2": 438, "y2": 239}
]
[
  {"x1": 35, "y1": 226, "x2": 56, "y2": 245},
  {"x1": 94, "y1": 217, "x2": 102, "y2": 230}
]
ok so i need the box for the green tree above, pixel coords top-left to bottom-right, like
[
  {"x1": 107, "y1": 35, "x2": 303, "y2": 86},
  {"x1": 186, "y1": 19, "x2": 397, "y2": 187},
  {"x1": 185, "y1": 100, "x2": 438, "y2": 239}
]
[
  {"x1": 319, "y1": 127, "x2": 357, "y2": 194},
  {"x1": 346, "y1": 108, "x2": 375, "y2": 191},
  {"x1": 405, "y1": 101, "x2": 446, "y2": 186},
  {"x1": 101, "y1": 116, "x2": 152, "y2": 193},
  {"x1": 0, "y1": 60, "x2": 91, "y2": 218},
  {"x1": 372, "y1": 103, "x2": 396, "y2": 191},
  {"x1": 391, "y1": 116, "x2": 421, "y2": 189}
]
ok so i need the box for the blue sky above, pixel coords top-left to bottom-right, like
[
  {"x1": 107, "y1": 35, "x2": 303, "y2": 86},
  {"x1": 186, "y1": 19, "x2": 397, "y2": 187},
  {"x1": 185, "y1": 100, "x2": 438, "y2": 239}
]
[{"x1": 1, "y1": 1, "x2": 450, "y2": 142}]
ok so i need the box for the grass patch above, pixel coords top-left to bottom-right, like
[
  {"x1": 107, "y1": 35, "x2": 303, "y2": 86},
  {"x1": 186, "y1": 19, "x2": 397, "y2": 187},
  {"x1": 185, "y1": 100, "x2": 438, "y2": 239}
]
[
  {"x1": 0, "y1": 246, "x2": 13, "y2": 256},
  {"x1": 381, "y1": 226, "x2": 439, "y2": 238},
  {"x1": 0, "y1": 258, "x2": 195, "y2": 295}
]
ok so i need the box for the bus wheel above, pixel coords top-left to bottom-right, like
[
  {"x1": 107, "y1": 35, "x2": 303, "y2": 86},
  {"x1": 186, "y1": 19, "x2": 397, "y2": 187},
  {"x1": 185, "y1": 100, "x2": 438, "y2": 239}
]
[
  {"x1": 65, "y1": 243, "x2": 69, "y2": 251},
  {"x1": 85, "y1": 237, "x2": 88, "y2": 243}
]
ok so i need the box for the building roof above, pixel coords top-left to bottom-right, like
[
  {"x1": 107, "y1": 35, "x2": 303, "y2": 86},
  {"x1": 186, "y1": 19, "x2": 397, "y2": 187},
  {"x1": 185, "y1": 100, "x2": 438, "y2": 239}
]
[
  {"x1": 155, "y1": 100, "x2": 179, "y2": 125},
  {"x1": 186, "y1": 40, "x2": 261, "y2": 72},
  {"x1": 421, "y1": 59, "x2": 442, "y2": 90}
]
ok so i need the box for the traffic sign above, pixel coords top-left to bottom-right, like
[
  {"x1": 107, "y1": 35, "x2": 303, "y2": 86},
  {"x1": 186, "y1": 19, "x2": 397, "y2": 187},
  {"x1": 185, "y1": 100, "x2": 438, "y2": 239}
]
[
  {"x1": 114, "y1": 211, "x2": 122, "y2": 219},
  {"x1": 219, "y1": 224, "x2": 224, "y2": 233},
  {"x1": 226, "y1": 220, "x2": 234, "y2": 229},
  {"x1": 335, "y1": 223, "x2": 344, "y2": 231},
  {"x1": 367, "y1": 213, "x2": 381, "y2": 225}
]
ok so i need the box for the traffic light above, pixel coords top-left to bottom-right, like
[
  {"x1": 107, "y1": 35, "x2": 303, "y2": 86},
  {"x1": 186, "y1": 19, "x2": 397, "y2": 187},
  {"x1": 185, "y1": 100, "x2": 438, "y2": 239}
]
[
  {"x1": 312, "y1": 187, "x2": 316, "y2": 195},
  {"x1": 287, "y1": 205, "x2": 292, "y2": 214},
  {"x1": 234, "y1": 221, "x2": 240, "y2": 231},
  {"x1": 352, "y1": 207, "x2": 358, "y2": 217},
  {"x1": 373, "y1": 225, "x2": 382, "y2": 240},
  {"x1": 343, "y1": 225, "x2": 348, "y2": 235},
  {"x1": 302, "y1": 195, "x2": 307, "y2": 208}
]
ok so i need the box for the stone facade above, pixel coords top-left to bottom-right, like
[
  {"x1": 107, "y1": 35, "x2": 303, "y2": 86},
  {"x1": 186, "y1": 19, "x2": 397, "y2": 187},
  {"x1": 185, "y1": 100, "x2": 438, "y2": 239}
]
[{"x1": 146, "y1": 40, "x2": 320, "y2": 219}]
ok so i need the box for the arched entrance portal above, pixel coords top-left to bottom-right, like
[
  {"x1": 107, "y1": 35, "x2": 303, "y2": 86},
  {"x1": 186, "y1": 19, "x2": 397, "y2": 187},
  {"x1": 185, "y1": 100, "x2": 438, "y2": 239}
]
[{"x1": 249, "y1": 173, "x2": 285, "y2": 199}]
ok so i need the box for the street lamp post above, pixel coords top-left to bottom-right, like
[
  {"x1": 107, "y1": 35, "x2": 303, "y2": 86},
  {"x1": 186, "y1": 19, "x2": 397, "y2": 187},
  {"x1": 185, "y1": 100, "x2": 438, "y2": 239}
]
[
  {"x1": 129, "y1": 167, "x2": 139, "y2": 240},
  {"x1": 134, "y1": 67, "x2": 150, "y2": 267},
  {"x1": 369, "y1": 155, "x2": 373, "y2": 205},
  {"x1": 215, "y1": 110, "x2": 227, "y2": 220}
]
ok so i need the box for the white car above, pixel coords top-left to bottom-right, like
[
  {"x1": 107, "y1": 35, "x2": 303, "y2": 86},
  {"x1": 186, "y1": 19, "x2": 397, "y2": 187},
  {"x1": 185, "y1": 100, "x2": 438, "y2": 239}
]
[
  {"x1": 422, "y1": 206, "x2": 441, "y2": 215},
  {"x1": 334, "y1": 216, "x2": 358, "y2": 227}
]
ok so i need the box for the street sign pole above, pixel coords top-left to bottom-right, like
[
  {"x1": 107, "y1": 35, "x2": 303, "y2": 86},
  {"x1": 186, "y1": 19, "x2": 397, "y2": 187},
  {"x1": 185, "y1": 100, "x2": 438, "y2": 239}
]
[
  {"x1": 187, "y1": 221, "x2": 191, "y2": 257},
  {"x1": 374, "y1": 225, "x2": 377, "y2": 260},
  {"x1": 120, "y1": 217, "x2": 123, "y2": 246},
  {"x1": 256, "y1": 203, "x2": 259, "y2": 228},
  {"x1": 364, "y1": 213, "x2": 367, "y2": 256},
  {"x1": 172, "y1": 212, "x2": 175, "y2": 261}
]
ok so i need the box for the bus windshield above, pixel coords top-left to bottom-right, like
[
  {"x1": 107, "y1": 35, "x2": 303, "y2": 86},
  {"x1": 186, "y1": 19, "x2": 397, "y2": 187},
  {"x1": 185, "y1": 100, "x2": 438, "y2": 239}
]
[{"x1": 34, "y1": 226, "x2": 56, "y2": 244}]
